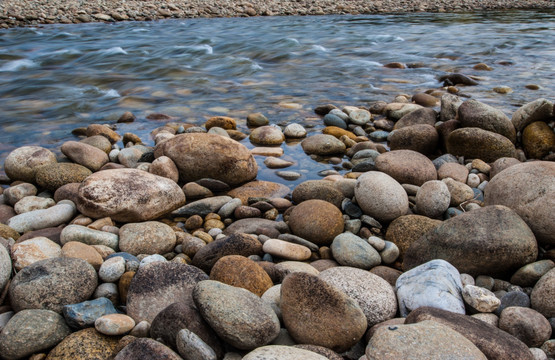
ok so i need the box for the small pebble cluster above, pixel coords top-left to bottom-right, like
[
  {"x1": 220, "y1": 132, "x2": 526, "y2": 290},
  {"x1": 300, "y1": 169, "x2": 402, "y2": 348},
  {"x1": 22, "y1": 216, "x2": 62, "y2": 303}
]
[
  {"x1": 1, "y1": 0, "x2": 555, "y2": 28},
  {"x1": 0, "y1": 67, "x2": 554, "y2": 359}
]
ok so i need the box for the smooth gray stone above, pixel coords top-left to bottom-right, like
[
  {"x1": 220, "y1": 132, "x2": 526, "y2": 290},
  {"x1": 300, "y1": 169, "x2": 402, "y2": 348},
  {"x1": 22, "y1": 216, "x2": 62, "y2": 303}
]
[
  {"x1": 7, "y1": 200, "x2": 76, "y2": 233},
  {"x1": 61, "y1": 224, "x2": 119, "y2": 250},
  {"x1": 172, "y1": 196, "x2": 232, "y2": 217},
  {"x1": 396, "y1": 259, "x2": 465, "y2": 317}
]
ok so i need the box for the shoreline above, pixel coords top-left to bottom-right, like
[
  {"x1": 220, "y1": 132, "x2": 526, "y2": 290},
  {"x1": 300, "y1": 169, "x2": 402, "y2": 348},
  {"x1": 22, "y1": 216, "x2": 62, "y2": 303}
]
[{"x1": 1, "y1": 0, "x2": 555, "y2": 28}]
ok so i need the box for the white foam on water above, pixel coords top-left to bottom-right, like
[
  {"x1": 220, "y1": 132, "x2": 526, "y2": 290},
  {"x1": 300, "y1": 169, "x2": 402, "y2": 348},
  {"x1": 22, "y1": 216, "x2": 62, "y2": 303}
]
[
  {"x1": 101, "y1": 89, "x2": 121, "y2": 98},
  {"x1": 101, "y1": 47, "x2": 128, "y2": 55},
  {"x1": 50, "y1": 49, "x2": 83, "y2": 55},
  {"x1": 286, "y1": 38, "x2": 300, "y2": 45},
  {"x1": 194, "y1": 44, "x2": 213, "y2": 54},
  {"x1": 0, "y1": 59, "x2": 38, "y2": 72},
  {"x1": 131, "y1": 28, "x2": 149, "y2": 32},
  {"x1": 311, "y1": 45, "x2": 328, "y2": 52},
  {"x1": 357, "y1": 59, "x2": 383, "y2": 67}
]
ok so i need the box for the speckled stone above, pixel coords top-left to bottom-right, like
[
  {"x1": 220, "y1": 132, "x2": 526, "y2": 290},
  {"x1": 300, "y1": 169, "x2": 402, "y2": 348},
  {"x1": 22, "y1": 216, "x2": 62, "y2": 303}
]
[
  {"x1": 462, "y1": 285, "x2": 500, "y2": 313},
  {"x1": 281, "y1": 272, "x2": 367, "y2": 353},
  {"x1": 405, "y1": 205, "x2": 538, "y2": 277},
  {"x1": 61, "y1": 224, "x2": 119, "y2": 250},
  {"x1": 4, "y1": 146, "x2": 57, "y2": 183},
  {"x1": 176, "y1": 328, "x2": 217, "y2": 360},
  {"x1": 45, "y1": 327, "x2": 120, "y2": 359},
  {"x1": 9, "y1": 257, "x2": 98, "y2": 313},
  {"x1": 531, "y1": 268, "x2": 555, "y2": 318},
  {"x1": 262, "y1": 239, "x2": 311, "y2": 261},
  {"x1": 11, "y1": 236, "x2": 62, "y2": 271},
  {"x1": 405, "y1": 306, "x2": 534, "y2": 360},
  {"x1": 319, "y1": 266, "x2": 397, "y2": 327},
  {"x1": 193, "y1": 280, "x2": 280, "y2": 350},
  {"x1": 126, "y1": 261, "x2": 208, "y2": 323},
  {"x1": 499, "y1": 307, "x2": 552, "y2": 347},
  {"x1": 375, "y1": 150, "x2": 437, "y2": 186},
  {"x1": 366, "y1": 320, "x2": 487, "y2": 360},
  {"x1": 511, "y1": 260, "x2": 555, "y2": 287},
  {"x1": 0, "y1": 309, "x2": 71, "y2": 360},
  {"x1": 119, "y1": 221, "x2": 176, "y2": 256},
  {"x1": 209, "y1": 255, "x2": 273, "y2": 296},
  {"x1": 36, "y1": 163, "x2": 92, "y2": 192}
]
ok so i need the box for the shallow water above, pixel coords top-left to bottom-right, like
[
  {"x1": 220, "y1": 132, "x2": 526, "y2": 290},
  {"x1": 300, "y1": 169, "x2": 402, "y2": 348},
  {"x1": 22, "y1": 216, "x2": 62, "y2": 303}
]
[{"x1": 0, "y1": 10, "x2": 553, "y2": 188}]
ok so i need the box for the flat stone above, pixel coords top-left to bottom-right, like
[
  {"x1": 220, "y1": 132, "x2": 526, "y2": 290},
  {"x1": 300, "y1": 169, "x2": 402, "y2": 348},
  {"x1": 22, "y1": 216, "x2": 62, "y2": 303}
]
[
  {"x1": 61, "y1": 241, "x2": 104, "y2": 270},
  {"x1": 511, "y1": 260, "x2": 555, "y2": 287},
  {"x1": 319, "y1": 266, "x2": 397, "y2": 327},
  {"x1": 405, "y1": 306, "x2": 534, "y2": 360},
  {"x1": 172, "y1": 196, "x2": 232, "y2": 217},
  {"x1": 126, "y1": 261, "x2": 208, "y2": 323},
  {"x1": 61, "y1": 224, "x2": 118, "y2": 250},
  {"x1": 45, "y1": 327, "x2": 120, "y2": 359},
  {"x1": 9, "y1": 257, "x2": 98, "y2": 313},
  {"x1": 249, "y1": 125, "x2": 285, "y2": 145},
  {"x1": 13, "y1": 195, "x2": 55, "y2": 214},
  {"x1": 281, "y1": 272, "x2": 367, "y2": 353},
  {"x1": 264, "y1": 156, "x2": 294, "y2": 168},
  {"x1": 7, "y1": 200, "x2": 76, "y2": 233},
  {"x1": 291, "y1": 180, "x2": 344, "y2": 208},
  {"x1": 119, "y1": 221, "x2": 176, "y2": 256},
  {"x1": 223, "y1": 218, "x2": 286, "y2": 238},
  {"x1": 404, "y1": 205, "x2": 538, "y2": 277},
  {"x1": 252, "y1": 147, "x2": 284, "y2": 157},
  {"x1": 193, "y1": 280, "x2": 280, "y2": 350},
  {"x1": 0, "y1": 309, "x2": 71, "y2": 359},
  {"x1": 366, "y1": 320, "x2": 487, "y2": 360},
  {"x1": 62, "y1": 297, "x2": 118, "y2": 329}
]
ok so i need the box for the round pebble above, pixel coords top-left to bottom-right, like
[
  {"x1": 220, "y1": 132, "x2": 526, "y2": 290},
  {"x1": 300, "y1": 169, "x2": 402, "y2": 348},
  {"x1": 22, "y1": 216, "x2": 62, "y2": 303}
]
[{"x1": 95, "y1": 314, "x2": 135, "y2": 336}]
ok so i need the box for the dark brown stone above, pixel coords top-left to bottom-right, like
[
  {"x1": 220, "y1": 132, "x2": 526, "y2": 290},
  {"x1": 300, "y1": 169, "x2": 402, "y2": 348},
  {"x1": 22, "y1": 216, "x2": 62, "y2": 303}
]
[
  {"x1": 114, "y1": 338, "x2": 182, "y2": 360},
  {"x1": 210, "y1": 255, "x2": 273, "y2": 296},
  {"x1": 385, "y1": 215, "x2": 441, "y2": 262},
  {"x1": 191, "y1": 233, "x2": 263, "y2": 273},
  {"x1": 45, "y1": 328, "x2": 120, "y2": 360},
  {"x1": 288, "y1": 199, "x2": 344, "y2": 247}
]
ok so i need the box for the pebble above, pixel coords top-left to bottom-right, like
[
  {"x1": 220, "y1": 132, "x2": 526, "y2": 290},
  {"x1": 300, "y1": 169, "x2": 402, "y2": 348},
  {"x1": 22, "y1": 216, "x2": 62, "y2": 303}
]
[
  {"x1": 511, "y1": 260, "x2": 555, "y2": 287},
  {"x1": 14, "y1": 195, "x2": 56, "y2": 214},
  {"x1": 415, "y1": 180, "x2": 451, "y2": 218},
  {"x1": 243, "y1": 345, "x2": 328, "y2": 359},
  {"x1": 209, "y1": 255, "x2": 273, "y2": 296},
  {"x1": 330, "y1": 232, "x2": 381, "y2": 269},
  {"x1": 263, "y1": 239, "x2": 311, "y2": 261},
  {"x1": 7, "y1": 200, "x2": 76, "y2": 233},
  {"x1": 61, "y1": 224, "x2": 119, "y2": 250},
  {"x1": 275, "y1": 170, "x2": 302, "y2": 180},
  {"x1": 531, "y1": 268, "x2": 555, "y2": 319},
  {"x1": 301, "y1": 134, "x2": 346, "y2": 155},
  {"x1": 263, "y1": 156, "x2": 294, "y2": 168},
  {"x1": 251, "y1": 147, "x2": 284, "y2": 156},
  {"x1": 98, "y1": 256, "x2": 126, "y2": 282},
  {"x1": 283, "y1": 123, "x2": 307, "y2": 138},
  {"x1": 288, "y1": 199, "x2": 344, "y2": 246},
  {"x1": 462, "y1": 284, "x2": 501, "y2": 313},
  {"x1": 4, "y1": 146, "x2": 56, "y2": 184},
  {"x1": 495, "y1": 290, "x2": 531, "y2": 316},
  {"x1": 355, "y1": 171, "x2": 409, "y2": 223},
  {"x1": 119, "y1": 221, "x2": 176, "y2": 256},
  {"x1": 4, "y1": 183, "x2": 38, "y2": 206},
  {"x1": 379, "y1": 240, "x2": 400, "y2": 264},
  {"x1": 95, "y1": 314, "x2": 135, "y2": 336}
]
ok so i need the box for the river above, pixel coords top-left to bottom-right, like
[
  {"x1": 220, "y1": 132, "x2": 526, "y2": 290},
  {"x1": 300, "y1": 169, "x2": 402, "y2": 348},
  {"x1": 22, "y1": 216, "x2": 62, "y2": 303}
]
[{"x1": 0, "y1": 10, "x2": 553, "y2": 187}]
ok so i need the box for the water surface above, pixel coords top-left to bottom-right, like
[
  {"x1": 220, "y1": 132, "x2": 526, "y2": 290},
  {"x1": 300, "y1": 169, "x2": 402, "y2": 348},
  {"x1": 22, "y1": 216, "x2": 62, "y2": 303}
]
[{"x1": 0, "y1": 11, "x2": 553, "y2": 187}]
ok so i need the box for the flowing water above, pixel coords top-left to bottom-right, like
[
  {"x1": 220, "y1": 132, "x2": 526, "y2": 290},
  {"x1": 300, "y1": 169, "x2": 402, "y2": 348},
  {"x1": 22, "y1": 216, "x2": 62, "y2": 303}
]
[{"x1": 0, "y1": 10, "x2": 553, "y2": 188}]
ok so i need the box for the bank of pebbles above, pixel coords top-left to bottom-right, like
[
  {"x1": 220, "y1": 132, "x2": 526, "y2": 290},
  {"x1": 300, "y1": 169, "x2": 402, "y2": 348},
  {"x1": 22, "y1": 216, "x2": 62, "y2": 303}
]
[
  {"x1": 1, "y1": 0, "x2": 555, "y2": 29},
  {"x1": 0, "y1": 73, "x2": 554, "y2": 359}
]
